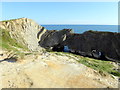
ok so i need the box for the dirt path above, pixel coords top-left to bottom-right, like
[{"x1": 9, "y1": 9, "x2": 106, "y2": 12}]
[{"x1": 0, "y1": 50, "x2": 118, "y2": 88}]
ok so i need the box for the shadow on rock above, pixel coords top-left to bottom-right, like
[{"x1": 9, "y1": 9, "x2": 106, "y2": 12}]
[{"x1": 0, "y1": 57, "x2": 17, "y2": 63}]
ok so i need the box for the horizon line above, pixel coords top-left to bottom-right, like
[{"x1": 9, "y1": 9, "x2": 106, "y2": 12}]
[{"x1": 41, "y1": 24, "x2": 118, "y2": 25}]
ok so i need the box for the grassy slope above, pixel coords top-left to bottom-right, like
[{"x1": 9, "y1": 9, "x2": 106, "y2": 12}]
[
  {"x1": 0, "y1": 28, "x2": 29, "y2": 57},
  {"x1": 52, "y1": 52, "x2": 120, "y2": 77}
]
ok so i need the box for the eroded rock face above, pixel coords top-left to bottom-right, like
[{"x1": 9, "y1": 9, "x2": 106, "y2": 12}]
[
  {"x1": 38, "y1": 30, "x2": 120, "y2": 62},
  {"x1": 38, "y1": 29, "x2": 72, "y2": 49},
  {"x1": 0, "y1": 18, "x2": 46, "y2": 51},
  {"x1": 1, "y1": 18, "x2": 119, "y2": 61},
  {"x1": 63, "y1": 31, "x2": 120, "y2": 61}
]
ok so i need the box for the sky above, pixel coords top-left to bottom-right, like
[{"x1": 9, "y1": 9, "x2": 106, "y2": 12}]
[{"x1": 1, "y1": 2, "x2": 118, "y2": 25}]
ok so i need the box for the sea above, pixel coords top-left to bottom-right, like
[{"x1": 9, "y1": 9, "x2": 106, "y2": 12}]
[{"x1": 41, "y1": 25, "x2": 119, "y2": 34}]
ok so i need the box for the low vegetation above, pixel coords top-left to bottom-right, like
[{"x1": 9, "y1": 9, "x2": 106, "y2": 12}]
[
  {"x1": 0, "y1": 28, "x2": 29, "y2": 58},
  {"x1": 78, "y1": 57, "x2": 120, "y2": 77},
  {"x1": 52, "y1": 51, "x2": 120, "y2": 77}
]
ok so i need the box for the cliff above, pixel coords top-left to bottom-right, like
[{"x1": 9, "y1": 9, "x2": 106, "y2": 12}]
[
  {"x1": 0, "y1": 18, "x2": 46, "y2": 51},
  {"x1": 64, "y1": 31, "x2": 120, "y2": 61},
  {"x1": 38, "y1": 30, "x2": 120, "y2": 62},
  {"x1": 38, "y1": 29, "x2": 72, "y2": 48}
]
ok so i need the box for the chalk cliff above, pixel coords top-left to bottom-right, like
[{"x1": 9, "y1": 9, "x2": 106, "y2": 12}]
[{"x1": 0, "y1": 18, "x2": 46, "y2": 51}]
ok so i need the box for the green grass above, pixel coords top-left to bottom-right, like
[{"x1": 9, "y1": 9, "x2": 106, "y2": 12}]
[
  {"x1": 0, "y1": 29, "x2": 28, "y2": 51},
  {"x1": 51, "y1": 51, "x2": 120, "y2": 77},
  {"x1": 78, "y1": 57, "x2": 120, "y2": 77},
  {"x1": 0, "y1": 28, "x2": 29, "y2": 58}
]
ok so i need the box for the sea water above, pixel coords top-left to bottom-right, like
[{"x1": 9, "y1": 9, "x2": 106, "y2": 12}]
[{"x1": 42, "y1": 25, "x2": 118, "y2": 33}]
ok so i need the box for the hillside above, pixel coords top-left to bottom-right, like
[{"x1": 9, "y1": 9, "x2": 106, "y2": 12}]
[
  {"x1": 0, "y1": 18, "x2": 46, "y2": 51},
  {"x1": 0, "y1": 18, "x2": 119, "y2": 88}
]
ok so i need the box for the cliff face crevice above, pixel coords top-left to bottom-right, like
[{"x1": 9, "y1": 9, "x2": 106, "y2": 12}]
[{"x1": 0, "y1": 18, "x2": 46, "y2": 51}]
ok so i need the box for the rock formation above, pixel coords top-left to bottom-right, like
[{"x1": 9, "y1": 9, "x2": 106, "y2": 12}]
[
  {"x1": 38, "y1": 29, "x2": 72, "y2": 49},
  {"x1": 64, "y1": 31, "x2": 120, "y2": 61},
  {"x1": 0, "y1": 18, "x2": 46, "y2": 51},
  {"x1": 1, "y1": 18, "x2": 119, "y2": 61},
  {"x1": 38, "y1": 29, "x2": 120, "y2": 62}
]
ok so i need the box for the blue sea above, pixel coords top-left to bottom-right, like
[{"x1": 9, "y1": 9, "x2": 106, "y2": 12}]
[{"x1": 41, "y1": 25, "x2": 118, "y2": 34}]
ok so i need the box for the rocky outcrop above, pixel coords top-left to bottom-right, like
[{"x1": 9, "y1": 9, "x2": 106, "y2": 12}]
[
  {"x1": 63, "y1": 31, "x2": 120, "y2": 61},
  {"x1": 38, "y1": 29, "x2": 72, "y2": 49},
  {"x1": 38, "y1": 30, "x2": 120, "y2": 62},
  {"x1": 0, "y1": 18, "x2": 46, "y2": 51},
  {"x1": 1, "y1": 18, "x2": 119, "y2": 61}
]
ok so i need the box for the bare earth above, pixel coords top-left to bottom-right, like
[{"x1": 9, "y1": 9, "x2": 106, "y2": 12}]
[{"x1": 0, "y1": 49, "x2": 118, "y2": 89}]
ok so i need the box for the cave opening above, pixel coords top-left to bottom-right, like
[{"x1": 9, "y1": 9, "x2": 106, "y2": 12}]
[
  {"x1": 52, "y1": 44, "x2": 70, "y2": 52},
  {"x1": 51, "y1": 44, "x2": 114, "y2": 62}
]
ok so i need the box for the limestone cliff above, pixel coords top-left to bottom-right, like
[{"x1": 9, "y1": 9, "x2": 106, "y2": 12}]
[
  {"x1": 64, "y1": 31, "x2": 120, "y2": 61},
  {"x1": 0, "y1": 18, "x2": 46, "y2": 51},
  {"x1": 38, "y1": 29, "x2": 120, "y2": 62}
]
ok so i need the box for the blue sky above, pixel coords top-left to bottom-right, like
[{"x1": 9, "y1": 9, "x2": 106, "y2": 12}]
[{"x1": 1, "y1": 2, "x2": 118, "y2": 25}]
